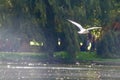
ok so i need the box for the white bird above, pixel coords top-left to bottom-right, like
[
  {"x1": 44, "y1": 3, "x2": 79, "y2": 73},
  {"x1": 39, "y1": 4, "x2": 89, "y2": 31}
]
[{"x1": 67, "y1": 19, "x2": 102, "y2": 34}]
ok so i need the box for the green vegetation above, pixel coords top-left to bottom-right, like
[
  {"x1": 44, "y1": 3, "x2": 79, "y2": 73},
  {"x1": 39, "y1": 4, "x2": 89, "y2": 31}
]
[
  {"x1": 53, "y1": 51, "x2": 98, "y2": 61},
  {"x1": 0, "y1": 51, "x2": 98, "y2": 62},
  {"x1": 53, "y1": 51, "x2": 120, "y2": 64},
  {"x1": 0, "y1": 52, "x2": 120, "y2": 64},
  {"x1": 0, "y1": 52, "x2": 48, "y2": 62},
  {"x1": 0, "y1": 0, "x2": 120, "y2": 63},
  {"x1": 53, "y1": 51, "x2": 70, "y2": 59},
  {"x1": 97, "y1": 31, "x2": 120, "y2": 58},
  {"x1": 76, "y1": 52, "x2": 97, "y2": 61}
]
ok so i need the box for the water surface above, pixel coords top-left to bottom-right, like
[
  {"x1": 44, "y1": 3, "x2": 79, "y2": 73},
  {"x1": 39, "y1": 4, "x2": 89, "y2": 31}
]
[{"x1": 0, "y1": 62, "x2": 120, "y2": 80}]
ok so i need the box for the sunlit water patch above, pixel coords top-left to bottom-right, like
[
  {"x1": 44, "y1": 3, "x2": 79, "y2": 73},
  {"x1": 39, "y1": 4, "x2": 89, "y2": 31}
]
[{"x1": 0, "y1": 62, "x2": 120, "y2": 80}]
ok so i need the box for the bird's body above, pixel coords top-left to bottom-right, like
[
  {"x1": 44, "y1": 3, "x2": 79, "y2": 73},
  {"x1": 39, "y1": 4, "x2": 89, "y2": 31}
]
[
  {"x1": 78, "y1": 29, "x2": 89, "y2": 34},
  {"x1": 67, "y1": 19, "x2": 102, "y2": 34}
]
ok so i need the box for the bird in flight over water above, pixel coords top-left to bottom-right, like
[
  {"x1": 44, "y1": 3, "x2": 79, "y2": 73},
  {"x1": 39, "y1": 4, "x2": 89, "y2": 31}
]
[{"x1": 67, "y1": 19, "x2": 102, "y2": 34}]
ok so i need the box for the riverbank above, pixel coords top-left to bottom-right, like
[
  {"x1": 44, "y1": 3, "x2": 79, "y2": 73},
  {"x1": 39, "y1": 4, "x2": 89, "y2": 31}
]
[
  {"x1": 0, "y1": 52, "x2": 48, "y2": 63},
  {"x1": 0, "y1": 52, "x2": 120, "y2": 65}
]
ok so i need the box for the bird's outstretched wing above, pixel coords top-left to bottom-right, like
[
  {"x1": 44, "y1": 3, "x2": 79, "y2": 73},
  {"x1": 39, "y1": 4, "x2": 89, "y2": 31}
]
[
  {"x1": 67, "y1": 19, "x2": 84, "y2": 30},
  {"x1": 87, "y1": 27, "x2": 102, "y2": 30}
]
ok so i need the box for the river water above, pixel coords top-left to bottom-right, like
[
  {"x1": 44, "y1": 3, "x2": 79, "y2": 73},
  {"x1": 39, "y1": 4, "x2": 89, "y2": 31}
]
[{"x1": 0, "y1": 62, "x2": 120, "y2": 80}]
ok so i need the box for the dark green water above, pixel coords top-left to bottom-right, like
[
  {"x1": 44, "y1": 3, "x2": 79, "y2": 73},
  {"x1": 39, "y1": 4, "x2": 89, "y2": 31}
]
[{"x1": 0, "y1": 62, "x2": 120, "y2": 80}]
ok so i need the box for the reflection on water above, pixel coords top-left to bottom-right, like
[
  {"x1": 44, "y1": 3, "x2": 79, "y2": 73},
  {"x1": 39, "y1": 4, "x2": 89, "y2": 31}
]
[{"x1": 0, "y1": 62, "x2": 120, "y2": 80}]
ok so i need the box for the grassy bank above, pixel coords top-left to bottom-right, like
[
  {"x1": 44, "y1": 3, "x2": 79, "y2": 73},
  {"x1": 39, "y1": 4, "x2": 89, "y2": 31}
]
[
  {"x1": 53, "y1": 51, "x2": 120, "y2": 64},
  {"x1": 0, "y1": 51, "x2": 97, "y2": 63},
  {"x1": 0, "y1": 52, "x2": 48, "y2": 62},
  {"x1": 0, "y1": 51, "x2": 120, "y2": 64},
  {"x1": 53, "y1": 51, "x2": 98, "y2": 61}
]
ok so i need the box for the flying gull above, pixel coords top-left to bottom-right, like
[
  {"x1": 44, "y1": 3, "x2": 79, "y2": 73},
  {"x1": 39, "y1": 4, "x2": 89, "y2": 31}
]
[{"x1": 67, "y1": 19, "x2": 102, "y2": 34}]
